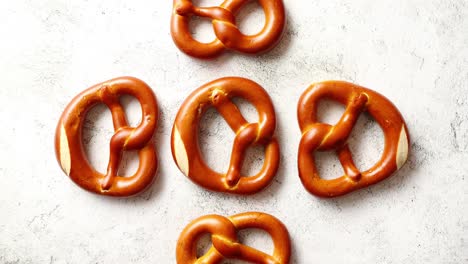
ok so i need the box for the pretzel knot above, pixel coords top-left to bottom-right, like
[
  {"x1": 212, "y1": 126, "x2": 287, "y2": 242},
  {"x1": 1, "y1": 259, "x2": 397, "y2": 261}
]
[
  {"x1": 55, "y1": 77, "x2": 159, "y2": 197},
  {"x1": 176, "y1": 212, "x2": 291, "y2": 264},
  {"x1": 171, "y1": 0, "x2": 286, "y2": 58},
  {"x1": 297, "y1": 81, "x2": 410, "y2": 198},
  {"x1": 171, "y1": 77, "x2": 280, "y2": 194}
]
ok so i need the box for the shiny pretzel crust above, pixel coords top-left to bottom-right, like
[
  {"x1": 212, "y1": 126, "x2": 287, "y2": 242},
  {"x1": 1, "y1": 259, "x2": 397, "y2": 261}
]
[
  {"x1": 171, "y1": 77, "x2": 280, "y2": 194},
  {"x1": 171, "y1": 0, "x2": 286, "y2": 58},
  {"x1": 54, "y1": 77, "x2": 159, "y2": 197},
  {"x1": 176, "y1": 212, "x2": 291, "y2": 264},
  {"x1": 297, "y1": 81, "x2": 410, "y2": 197}
]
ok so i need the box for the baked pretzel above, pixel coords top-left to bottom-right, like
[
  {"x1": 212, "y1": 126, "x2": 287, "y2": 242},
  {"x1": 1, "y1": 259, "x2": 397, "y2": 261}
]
[
  {"x1": 171, "y1": 77, "x2": 279, "y2": 194},
  {"x1": 171, "y1": 0, "x2": 286, "y2": 58},
  {"x1": 297, "y1": 81, "x2": 410, "y2": 198},
  {"x1": 54, "y1": 77, "x2": 159, "y2": 197},
  {"x1": 177, "y1": 212, "x2": 291, "y2": 264}
]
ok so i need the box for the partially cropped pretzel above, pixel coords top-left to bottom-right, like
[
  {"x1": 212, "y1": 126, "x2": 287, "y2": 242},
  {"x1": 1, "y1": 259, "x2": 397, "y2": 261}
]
[
  {"x1": 55, "y1": 77, "x2": 158, "y2": 197},
  {"x1": 177, "y1": 212, "x2": 290, "y2": 264},
  {"x1": 297, "y1": 81, "x2": 410, "y2": 198},
  {"x1": 171, "y1": 0, "x2": 286, "y2": 58},
  {"x1": 171, "y1": 77, "x2": 279, "y2": 194}
]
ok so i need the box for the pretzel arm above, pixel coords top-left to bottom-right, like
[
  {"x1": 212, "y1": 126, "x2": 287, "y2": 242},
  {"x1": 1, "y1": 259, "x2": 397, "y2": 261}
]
[
  {"x1": 319, "y1": 93, "x2": 368, "y2": 150},
  {"x1": 337, "y1": 145, "x2": 361, "y2": 182},
  {"x1": 212, "y1": 91, "x2": 248, "y2": 132}
]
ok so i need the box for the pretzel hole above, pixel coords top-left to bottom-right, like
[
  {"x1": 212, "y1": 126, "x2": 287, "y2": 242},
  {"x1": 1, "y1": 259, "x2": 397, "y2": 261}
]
[
  {"x1": 236, "y1": 0, "x2": 265, "y2": 35},
  {"x1": 231, "y1": 98, "x2": 258, "y2": 123},
  {"x1": 317, "y1": 99, "x2": 346, "y2": 125},
  {"x1": 221, "y1": 229, "x2": 273, "y2": 264},
  {"x1": 120, "y1": 95, "x2": 142, "y2": 127},
  {"x1": 189, "y1": 16, "x2": 217, "y2": 43},
  {"x1": 115, "y1": 151, "x2": 139, "y2": 177},
  {"x1": 83, "y1": 103, "x2": 114, "y2": 174},
  {"x1": 199, "y1": 107, "x2": 233, "y2": 172},
  {"x1": 240, "y1": 145, "x2": 265, "y2": 177},
  {"x1": 314, "y1": 152, "x2": 344, "y2": 180},
  {"x1": 347, "y1": 113, "x2": 384, "y2": 172},
  {"x1": 196, "y1": 233, "x2": 213, "y2": 257}
]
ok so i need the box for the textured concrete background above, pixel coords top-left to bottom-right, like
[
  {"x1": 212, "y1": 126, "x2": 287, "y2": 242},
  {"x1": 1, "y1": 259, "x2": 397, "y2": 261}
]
[{"x1": 0, "y1": 0, "x2": 467, "y2": 263}]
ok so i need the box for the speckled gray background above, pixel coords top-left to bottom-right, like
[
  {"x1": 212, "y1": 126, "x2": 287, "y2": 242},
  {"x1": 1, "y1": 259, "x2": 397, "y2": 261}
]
[{"x1": 0, "y1": 0, "x2": 467, "y2": 263}]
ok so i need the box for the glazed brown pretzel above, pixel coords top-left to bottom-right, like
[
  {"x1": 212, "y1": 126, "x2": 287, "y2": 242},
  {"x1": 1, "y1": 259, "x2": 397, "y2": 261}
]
[
  {"x1": 55, "y1": 77, "x2": 158, "y2": 197},
  {"x1": 177, "y1": 212, "x2": 291, "y2": 264},
  {"x1": 171, "y1": 0, "x2": 286, "y2": 58},
  {"x1": 171, "y1": 77, "x2": 279, "y2": 194},
  {"x1": 298, "y1": 81, "x2": 410, "y2": 198}
]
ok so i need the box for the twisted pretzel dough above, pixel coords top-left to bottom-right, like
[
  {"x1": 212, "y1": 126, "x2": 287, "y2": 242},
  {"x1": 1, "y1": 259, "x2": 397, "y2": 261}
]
[
  {"x1": 171, "y1": 77, "x2": 279, "y2": 194},
  {"x1": 298, "y1": 81, "x2": 410, "y2": 197},
  {"x1": 171, "y1": 0, "x2": 286, "y2": 58},
  {"x1": 55, "y1": 77, "x2": 159, "y2": 197},
  {"x1": 177, "y1": 212, "x2": 291, "y2": 264}
]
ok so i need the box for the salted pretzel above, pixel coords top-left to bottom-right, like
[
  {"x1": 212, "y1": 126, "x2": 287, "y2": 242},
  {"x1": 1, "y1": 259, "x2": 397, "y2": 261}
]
[
  {"x1": 177, "y1": 212, "x2": 290, "y2": 264},
  {"x1": 297, "y1": 81, "x2": 410, "y2": 198},
  {"x1": 171, "y1": 77, "x2": 279, "y2": 194},
  {"x1": 54, "y1": 77, "x2": 159, "y2": 197},
  {"x1": 171, "y1": 0, "x2": 286, "y2": 58}
]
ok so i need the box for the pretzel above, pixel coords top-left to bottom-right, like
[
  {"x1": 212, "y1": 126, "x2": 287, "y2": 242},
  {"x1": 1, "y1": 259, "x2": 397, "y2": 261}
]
[
  {"x1": 297, "y1": 81, "x2": 410, "y2": 198},
  {"x1": 177, "y1": 212, "x2": 290, "y2": 264},
  {"x1": 54, "y1": 77, "x2": 159, "y2": 197},
  {"x1": 171, "y1": 77, "x2": 279, "y2": 194},
  {"x1": 171, "y1": 0, "x2": 286, "y2": 58}
]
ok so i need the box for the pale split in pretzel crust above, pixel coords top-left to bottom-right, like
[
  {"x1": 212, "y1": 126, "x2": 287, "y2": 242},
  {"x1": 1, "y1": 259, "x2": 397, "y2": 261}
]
[
  {"x1": 173, "y1": 126, "x2": 189, "y2": 177},
  {"x1": 396, "y1": 125, "x2": 409, "y2": 170},
  {"x1": 59, "y1": 124, "x2": 71, "y2": 176}
]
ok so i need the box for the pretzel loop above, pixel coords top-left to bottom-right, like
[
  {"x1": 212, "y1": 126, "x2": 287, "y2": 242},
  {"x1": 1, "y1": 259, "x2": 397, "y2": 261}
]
[
  {"x1": 176, "y1": 212, "x2": 291, "y2": 264},
  {"x1": 171, "y1": 77, "x2": 279, "y2": 194},
  {"x1": 55, "y1": 77, "x2": 159, "y2": 197},
  {"x1": 297, "y1": 81, "x2": 410, "y2": 198},
  {"x1": 171, "y1": 0, "x2": 286, "y2": 58}
]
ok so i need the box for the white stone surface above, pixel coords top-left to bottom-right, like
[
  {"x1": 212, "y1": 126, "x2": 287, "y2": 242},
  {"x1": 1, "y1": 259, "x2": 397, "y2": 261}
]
[{"x1": 0, "y1": 0, "x2": 467, "y2": 263}]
